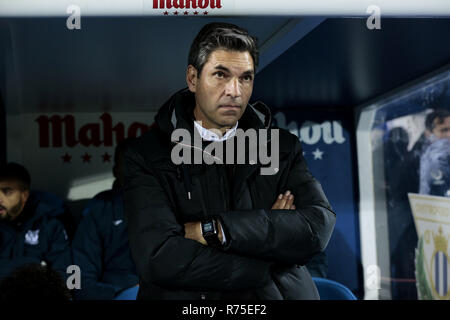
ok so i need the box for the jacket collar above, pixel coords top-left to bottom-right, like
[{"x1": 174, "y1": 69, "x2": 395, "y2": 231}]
[
  {"x1": 155, "y1": 88, "x2": 272, "y2": 140},
  {"x1": 193, "y1": 120, "x2": 239, "y2": 142}
]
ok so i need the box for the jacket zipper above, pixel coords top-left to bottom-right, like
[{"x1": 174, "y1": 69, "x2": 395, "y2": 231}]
[{"x1": 172, "y1": 140, "x2": 217, "y2": 219}]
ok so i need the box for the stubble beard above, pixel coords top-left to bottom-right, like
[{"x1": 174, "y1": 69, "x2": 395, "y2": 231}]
[{"x1": 0, "y1": 199, "x2": 23, "y2": 221}]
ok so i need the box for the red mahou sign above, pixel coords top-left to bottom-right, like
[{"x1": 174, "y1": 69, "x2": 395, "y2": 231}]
[
  {"x1": 36, "y1": 113, "x2": 151, "y2": 148},
  {"x1": 153, "y1": 0, "x2": 222, "y2": 9}
]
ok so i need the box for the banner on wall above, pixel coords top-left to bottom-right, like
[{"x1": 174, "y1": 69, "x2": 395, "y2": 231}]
[
  {"x1": 408, "y1": 193, "x2": 450, "y2": 300},
  {"x1": 273, "y1": 111, "x2": 346, "y2": 164},
  {"x1": 10, "y1": 109, "x2": 349, "y2": 202},
  {"x1": 7, "y1": 112, "x2": 156, "y2": 200}
]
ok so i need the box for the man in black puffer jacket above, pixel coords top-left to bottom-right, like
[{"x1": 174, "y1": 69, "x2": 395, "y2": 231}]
[{"x1": 123, "y1": 22, "x2": 336, "y2": 300}]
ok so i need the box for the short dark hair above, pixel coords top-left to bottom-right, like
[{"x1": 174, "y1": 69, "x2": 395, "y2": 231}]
[
  {"x1": 188, "y1": 22, "x2": 259, "y2": 76},
  {"x1": 0, "y1": 162, "x2": 31, "y2": 190},
  {"x1": 425, "y1": 109, "x2": 450, "y2": 132},
  {"x1": 0, "y1": 263, "x2": 71, "y2": 301}
]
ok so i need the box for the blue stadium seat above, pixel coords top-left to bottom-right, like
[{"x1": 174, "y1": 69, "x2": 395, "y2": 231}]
[
  {"x1": 312, "y1": 277, "x2": 357, "y2": 300},
  {"x1": 114, "y1": 286, "x2": 139, "y2": 300}
]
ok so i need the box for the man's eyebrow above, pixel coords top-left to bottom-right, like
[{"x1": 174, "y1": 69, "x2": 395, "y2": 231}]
[
  {"x1": 241, "y1": 70, "x2": 255, "y2": 76},
  {"x1": 214, "y1": 65, "x2": 254, "y2": 76},
  {"x1": 214, "y1": 65, "x2": 231, "y2": 73}
]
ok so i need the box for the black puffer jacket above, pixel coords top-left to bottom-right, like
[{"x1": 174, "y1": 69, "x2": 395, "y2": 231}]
[{"x1": 123, "y1": 88, "x2": 336, "y2": 300}]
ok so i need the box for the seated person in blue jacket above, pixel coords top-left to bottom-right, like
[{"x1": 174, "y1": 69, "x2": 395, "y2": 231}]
[
  {"x1": 72, "y1": 139, "x2": 139, "y2": 300},
  {"x1": 0, "y1": 162, "x2": 72, "y2": 283}
]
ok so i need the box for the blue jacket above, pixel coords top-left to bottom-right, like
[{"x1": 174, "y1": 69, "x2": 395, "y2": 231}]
[
  {"x1": 0, "y1": 191, "x2": 72, "y2": 282},
  {"x1": 72, "y1": 188, "x2": 139, "y2": 300}
]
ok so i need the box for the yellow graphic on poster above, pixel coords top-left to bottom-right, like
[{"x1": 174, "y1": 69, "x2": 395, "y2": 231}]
[{"x1": 408, "y1": 193, "x2": 450, "y2": 300}]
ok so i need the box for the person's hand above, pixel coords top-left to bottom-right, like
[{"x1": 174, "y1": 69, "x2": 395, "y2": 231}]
[
  {"x1": 272, "y1": 190, "x2": 296, "y2": 210},
  {"x1": 216, "y1": 220, "x2": 224, "y2": 243},
  {"x1": 184, "y1": 221, "x2": 207, "y2": 245}
]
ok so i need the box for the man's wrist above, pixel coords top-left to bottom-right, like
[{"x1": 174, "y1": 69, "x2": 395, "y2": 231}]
[
  {"x1": 197, "y1": 222, "x2": 207, "y2": 245},
  {"x1": 201, "y1": 218, "x2": 224, "y2": 248}
]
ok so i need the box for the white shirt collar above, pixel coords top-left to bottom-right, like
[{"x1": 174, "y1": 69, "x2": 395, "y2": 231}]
[{"x1": 193, "y1": 120, "x2": 238, "y2": 142}]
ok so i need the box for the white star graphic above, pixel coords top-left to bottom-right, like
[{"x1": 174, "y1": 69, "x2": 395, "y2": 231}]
[{"x1": 312, "y1": 148, "x2": 323, "y2": 160}]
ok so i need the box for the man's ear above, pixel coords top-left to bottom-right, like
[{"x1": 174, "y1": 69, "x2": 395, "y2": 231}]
[{"x1": 186, "y1": 65, "x2": 198, "y2": 93}]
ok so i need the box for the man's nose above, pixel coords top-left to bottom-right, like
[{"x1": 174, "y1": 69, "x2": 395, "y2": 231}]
[{"x1": 225, "y1": 78, "x2": 241, "y2": 98}]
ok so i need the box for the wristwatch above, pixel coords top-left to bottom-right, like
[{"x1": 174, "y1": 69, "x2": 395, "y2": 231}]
[{"x1": 201, "y1": 218, "x2": 222, "y2": 248}]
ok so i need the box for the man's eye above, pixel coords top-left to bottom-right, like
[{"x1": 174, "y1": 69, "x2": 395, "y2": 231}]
[
  {"x1": 242, "y1": 75, "x2": 253, "y2": 82},
  {"x1": 215, "y1": 71, "x2": 225, "y2": 78}
]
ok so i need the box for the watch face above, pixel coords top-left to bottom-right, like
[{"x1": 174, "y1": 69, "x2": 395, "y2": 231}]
[{"x1": 203, "y1": 221, "x2": 214, "y2": 233}]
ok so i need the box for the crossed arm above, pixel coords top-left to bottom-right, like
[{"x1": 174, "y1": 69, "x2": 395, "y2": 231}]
[{"x1": 184, "y1": 191, "x2": 296, "y2": 245}]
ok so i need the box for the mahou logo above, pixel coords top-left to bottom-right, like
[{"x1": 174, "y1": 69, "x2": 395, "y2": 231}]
[
  {"x1": 274, "y1": 112, "x2": 346, "y2": 145},
  {"x1": 36, "y1": 112, "x2": 151, "y2": 148},
  {"x1": 153, "y1": 0, "x2": 222, "y2": 9},
  {"x1": 153, "y1": 0, "x2": 222, "y2": 15}
]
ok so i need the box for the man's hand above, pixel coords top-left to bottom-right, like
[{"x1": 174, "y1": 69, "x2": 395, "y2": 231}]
[
  {"x1": 184, "y1": 220, "x2": 224, "y2": 245},
  {"x1": 184, "y1": 221, "x2": 207, "y2": 245},
  {"x1": 184, "y1": 191, "x2": 293, "y2": 246},
  {"x1": 272, "y1": 190, "x2": 296, "y2": 210}
]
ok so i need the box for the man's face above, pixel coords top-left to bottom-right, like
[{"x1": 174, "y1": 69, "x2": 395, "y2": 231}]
[
  {"x1": 0, "y1": 180, "x2": 29, "y2": 221},
  {"x1": 187, "y1": 49, "x2": 254, "y2": 132},
  {"x1": 432, "y1": 116, "x2": 450, "y2": 139}
]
